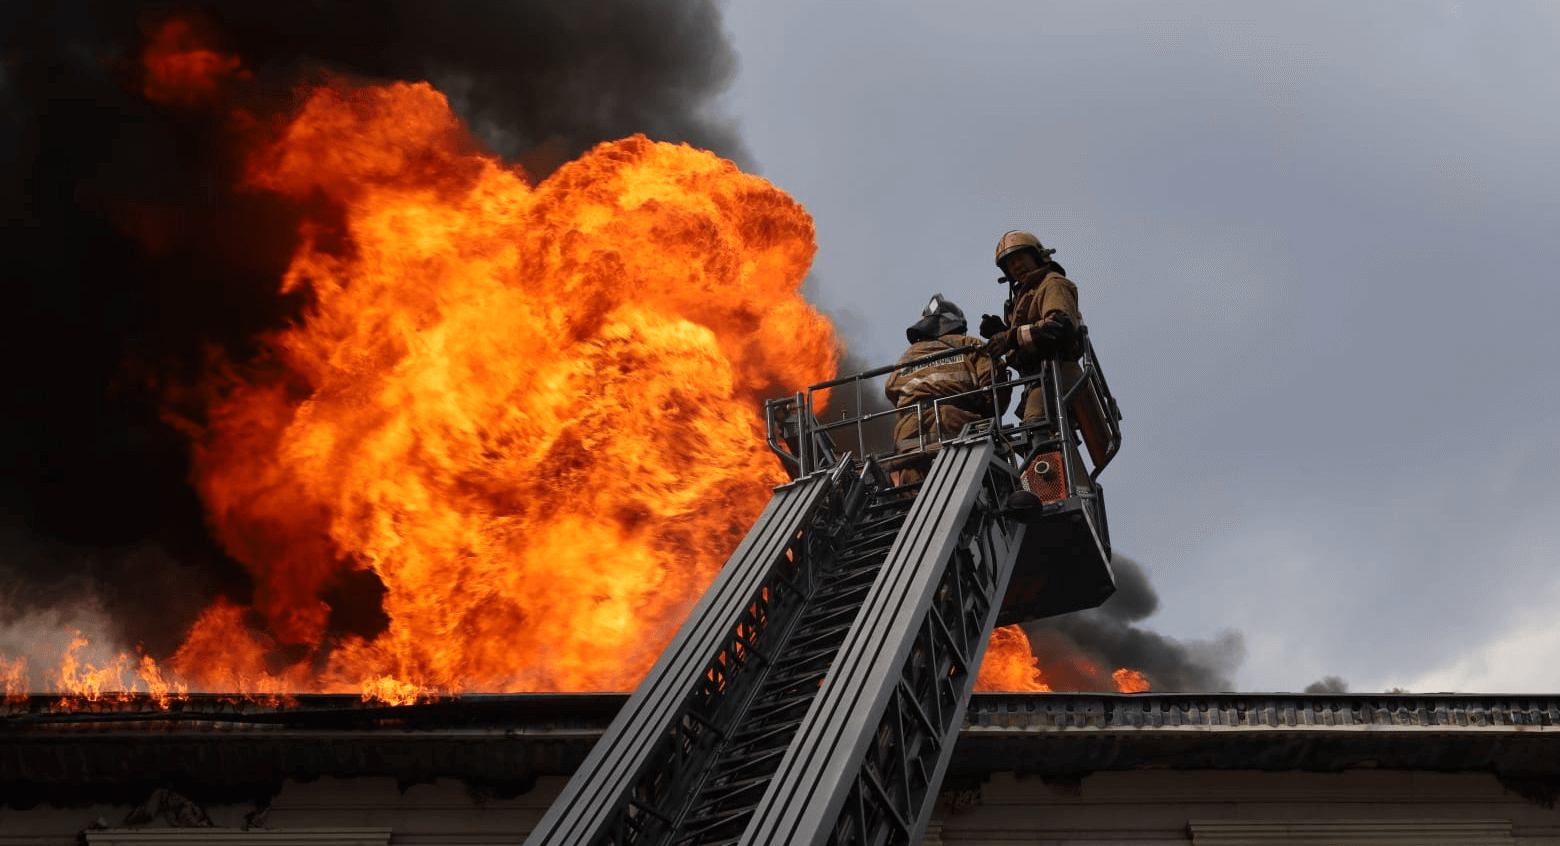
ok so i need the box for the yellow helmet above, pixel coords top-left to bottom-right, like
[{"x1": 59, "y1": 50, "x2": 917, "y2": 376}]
[{"x1": 994, "y1": 230, "x2": 1057, "y2": 268}]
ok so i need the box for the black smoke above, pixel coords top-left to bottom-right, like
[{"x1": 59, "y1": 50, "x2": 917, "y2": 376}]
[
  {"x1": 1304, "y1": 675, "x2": 1349, "y2": 694},
  {"x1": 1023, "y1": 555, "x2": 1246, "y2": 692},
  {"x1": 0, "y1": 0, "x2": 751, "y2": 662}
]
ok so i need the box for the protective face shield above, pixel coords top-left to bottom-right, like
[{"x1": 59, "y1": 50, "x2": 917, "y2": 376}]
[{"x1": 906, "y1": 293, "x2": 968, "y2": 342}]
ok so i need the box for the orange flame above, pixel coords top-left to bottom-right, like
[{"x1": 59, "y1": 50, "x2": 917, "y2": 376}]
[
  {"x1": 51, "y1": 632, "x2": 131, "y2": 704},
  {"x1": 168, "y1": 597, "x2": 324, "y2": 696},
  {"x1": 3, "y1": 655, "x2": 26, "y2": 704},
  {"x1": 163, "y1": 77, "x2": 835, "y2": 694},
  {"x1": 139, "y1": 15, "x2": 250, "y2": 108},
  {"x1": 1112, "y1": 667, "x2": 1150, "y2": 693},
  {"x1": 975, "y1": 625, "x2": 1051, "y2": 692},
  {"x1": 18, "y1": 632, "x2": 188, "y2": 704},
  {"x1": 975, "y1": 626, "x2": 1152, "y2": 693},
  {"x1": 138, "y1": 654, "x2": 190, "y2": 708},
  {"x1": 360, "y1": 675, "x2": 443, "y2": 707}
]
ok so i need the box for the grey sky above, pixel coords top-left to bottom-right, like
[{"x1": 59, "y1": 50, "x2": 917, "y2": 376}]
[{"x1": 718, "y1": 1, "x2": 1560, "y2": 692}]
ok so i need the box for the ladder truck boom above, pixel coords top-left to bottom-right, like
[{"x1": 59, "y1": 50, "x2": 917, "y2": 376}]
[
  {"x1": 525, "y1": 458, "x2": 851, "y2": 846},
  {"x1": 524, "y1": 340, "x2": 1122, "y2": 846},
  {"x1": 743, "y1": 438, "x2": 1018, "y2": 846}
]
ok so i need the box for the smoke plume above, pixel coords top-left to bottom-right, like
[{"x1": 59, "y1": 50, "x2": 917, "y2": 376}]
[
  {"x1": 0, "y1": 0, "x2": 752, "y2": 662},
  {"x1": 1304, "y1": 675, "x2": 1349, "y2": 694},
  {"x1": 1023, "y1": 555, "x2": 1246, "y2": 692},
  {"x1": 814, "y1": 314, "x2": 899, "y2": 460}
]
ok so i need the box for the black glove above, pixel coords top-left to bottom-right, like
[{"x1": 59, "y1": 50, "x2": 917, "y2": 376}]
[
  {"x1": 1034, "y1": 321, "x2": 1067, "y2": 346},
  {"x1": 1034, "y1": 313, "x2": 1075, "y2": 346},
  {"x1": 978, "y1": 313, "x2": 1008, "y2": 339}
]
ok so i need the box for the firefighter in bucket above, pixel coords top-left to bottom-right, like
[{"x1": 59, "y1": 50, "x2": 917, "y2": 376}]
[
  {"x1": 884, "y1": 294, "x2": 1008, "y2": 487},
  {"x1": 980, "y1": 231, "x2": 1087, "y2": 518}
]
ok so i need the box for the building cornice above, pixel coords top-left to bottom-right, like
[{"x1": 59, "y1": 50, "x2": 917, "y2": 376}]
[{"x1": 6, "y1": 692, "x2": 1560, "y2": 807}]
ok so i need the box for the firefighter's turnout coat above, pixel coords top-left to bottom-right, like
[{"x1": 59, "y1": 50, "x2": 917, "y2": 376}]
[
  {"x1": 1004, "y1": 269, "x2": 1085, "y2": 423},
  {"x1": 884, "y1": 334, "x2": 1001, "y2": 454}
]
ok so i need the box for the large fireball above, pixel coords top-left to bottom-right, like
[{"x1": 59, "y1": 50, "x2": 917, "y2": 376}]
[{"x1": 168, "y1": 79, "x2": 836, "y2": 694}]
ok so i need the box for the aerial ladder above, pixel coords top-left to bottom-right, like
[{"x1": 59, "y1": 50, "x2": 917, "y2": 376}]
[{"x1": 524, "y1": 336, "x2": 1122, "y2": 846}]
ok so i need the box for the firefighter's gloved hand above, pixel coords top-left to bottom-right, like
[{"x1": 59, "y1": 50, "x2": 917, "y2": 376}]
[
  {"x1": 1034, "y1": 320, "x2": 1069, "y2": 346},
  {"x1": 979, "y1": 313, "x2": 1008, "y2": 339},
  {"x1": 1039, "y1": 312, "x2": 1075, "y2": 340},
  {"x1": 982, "y1": 330, "x2": 1011, "y2": 357}
]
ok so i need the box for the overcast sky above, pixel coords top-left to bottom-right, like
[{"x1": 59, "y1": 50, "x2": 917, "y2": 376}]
[{"x1": 717, "y1": 0, "x2": 1560, "y2": 693}]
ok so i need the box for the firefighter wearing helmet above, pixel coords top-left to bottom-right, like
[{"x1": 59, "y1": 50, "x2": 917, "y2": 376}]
[
  {"x1": 980, "y1": 230, "x2": 1084, "y2": 423},
  {"x1": 884, "y1": 294, "x2": 1009, "y2": 487},
  {"x1": 979, "y1": 231, "x2": 1086, "y2": 514}
]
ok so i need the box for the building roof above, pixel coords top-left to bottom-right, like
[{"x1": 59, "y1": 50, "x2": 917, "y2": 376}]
[
  {"x1": 5, "y1": 692, "x2": 1560, "y2": 807},
  {"x1": 956, "y1": 693, "x2": 1560, "y2": 786}
]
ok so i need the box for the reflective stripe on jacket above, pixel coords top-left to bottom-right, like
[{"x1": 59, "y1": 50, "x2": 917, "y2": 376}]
[{"x1": 885, "y1": 334, "x2": 999, "y2": 450}]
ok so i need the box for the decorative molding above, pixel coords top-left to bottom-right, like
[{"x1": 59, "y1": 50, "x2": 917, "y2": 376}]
[
  {"x1": 1189, "y1": 819, "x2": 1513, "y2": 845},
  {"x1": 84, "y1": 829, "x2": 392, "y2": 846},
  {"x1": 988, "y1": 769, "x2": 1520, "y2": 807}
]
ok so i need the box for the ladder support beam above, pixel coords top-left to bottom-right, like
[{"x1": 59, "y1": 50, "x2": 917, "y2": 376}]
[
  {"x1": 524, "y1": 458, "x2": 854, "y2": 846},
  {"x1": 742, "y1": 438, "x2": 1021, "y2": 846}
]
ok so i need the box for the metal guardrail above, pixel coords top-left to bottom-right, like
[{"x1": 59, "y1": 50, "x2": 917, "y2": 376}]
[{"x1": 765, "y1": 337, "x2": 1122, "y2": 484}]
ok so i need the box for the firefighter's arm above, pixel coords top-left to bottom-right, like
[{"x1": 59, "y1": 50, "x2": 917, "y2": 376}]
[
  {"x1": 1008, "y1": 312, "x2": 1074, "y2": 357},
  {"x1": 1037, "y1": 277, "x2": 1081, "y2": 330},
  {"x1": 1011, "y1": 276, "x2": 1080, "y2": 357}
]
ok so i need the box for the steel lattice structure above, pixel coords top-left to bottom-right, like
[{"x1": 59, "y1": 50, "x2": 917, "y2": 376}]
[
  {"x1": 525, "y1": 436, "x2": 1025, "y2": 846},
  {"x1": 526, "y1": 341, "x2": 1122, "y2": 846}
]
